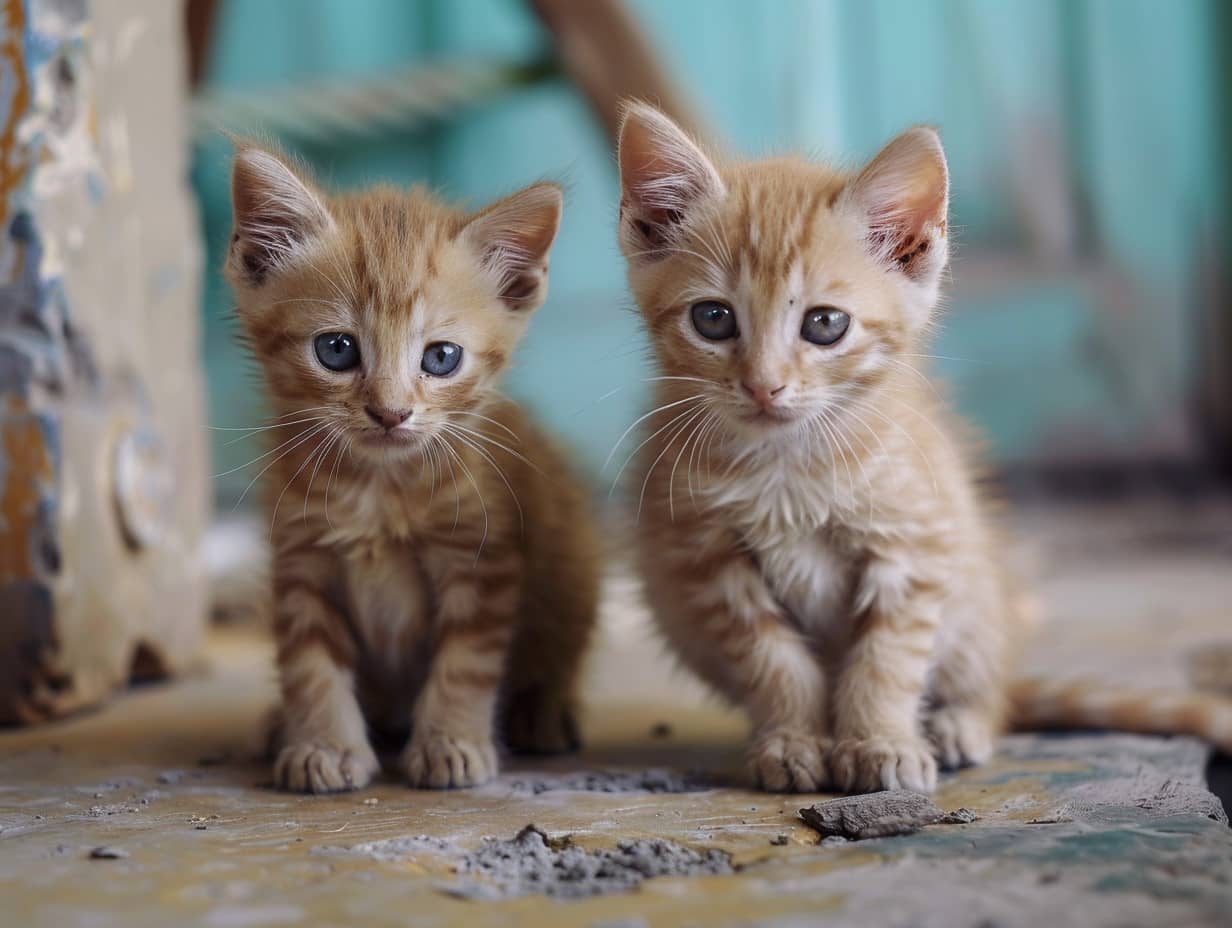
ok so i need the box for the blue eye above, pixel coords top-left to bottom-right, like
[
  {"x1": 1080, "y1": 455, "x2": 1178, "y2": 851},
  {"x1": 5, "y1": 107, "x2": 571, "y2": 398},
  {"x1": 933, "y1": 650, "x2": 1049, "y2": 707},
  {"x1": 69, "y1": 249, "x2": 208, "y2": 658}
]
[
  {"x1": 690, "y1": 300, "x2": 738, "y2": 340},
  {"x1": 801, "y1": 307, "x2": 850, "y2": 346},
  {"x1": 314, "y1": 332, "x2": 360, "y2": 371},
  {"x1": 422, "y1": 341, "x2": 463, "y2": 376}
]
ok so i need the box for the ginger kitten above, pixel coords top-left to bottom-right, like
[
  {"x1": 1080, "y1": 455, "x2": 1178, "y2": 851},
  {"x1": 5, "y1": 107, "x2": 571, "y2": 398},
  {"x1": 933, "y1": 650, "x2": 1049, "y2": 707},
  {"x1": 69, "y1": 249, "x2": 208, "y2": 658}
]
[
  {"x1": 226, "y1": 146, "x2": 598, "y2": 792},
  {"x1": 615, "y1": 104, "x2": 1024, "y2": 794}
]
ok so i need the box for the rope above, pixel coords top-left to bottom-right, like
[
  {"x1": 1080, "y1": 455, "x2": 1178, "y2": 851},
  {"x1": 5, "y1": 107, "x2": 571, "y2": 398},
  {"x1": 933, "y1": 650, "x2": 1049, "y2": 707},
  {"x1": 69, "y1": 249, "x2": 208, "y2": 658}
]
[{"x1": 190, "y1": 56, "x2": 557, "y2": 144}]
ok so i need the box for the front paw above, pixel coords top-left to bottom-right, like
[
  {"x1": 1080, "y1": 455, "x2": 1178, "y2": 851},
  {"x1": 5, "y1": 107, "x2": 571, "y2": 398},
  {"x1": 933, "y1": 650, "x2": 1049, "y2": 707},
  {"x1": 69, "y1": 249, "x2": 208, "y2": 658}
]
[
  {"x1": 750, "y1": 729, "x2": 832, "y2": 793},
  {"x1": 274, "y1": 740, "x2": 379, "y2": 794},
  {"x1": 926, "y1": 707, "x2": 995, "y2": 770},
  {"x1": 831, "y1": 736, "x2": 937, "y2": 794},
  {"x1": 402, "y1": 730, "x2": 498, "y2": 789}
]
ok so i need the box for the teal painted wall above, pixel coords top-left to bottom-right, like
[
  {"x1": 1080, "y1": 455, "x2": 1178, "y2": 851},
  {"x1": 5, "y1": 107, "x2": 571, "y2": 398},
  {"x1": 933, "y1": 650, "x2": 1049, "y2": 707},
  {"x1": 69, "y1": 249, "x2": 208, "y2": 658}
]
[{"x1": 195, "y1": 0, "x2": 1227, "y2": 503}]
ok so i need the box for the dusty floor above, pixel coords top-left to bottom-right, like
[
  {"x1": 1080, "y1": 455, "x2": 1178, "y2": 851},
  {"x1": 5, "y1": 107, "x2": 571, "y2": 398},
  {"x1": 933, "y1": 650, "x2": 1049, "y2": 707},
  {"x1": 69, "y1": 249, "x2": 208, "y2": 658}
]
[{"x1": 2, "y1": 498, "x2": 1231, "y2": 926}]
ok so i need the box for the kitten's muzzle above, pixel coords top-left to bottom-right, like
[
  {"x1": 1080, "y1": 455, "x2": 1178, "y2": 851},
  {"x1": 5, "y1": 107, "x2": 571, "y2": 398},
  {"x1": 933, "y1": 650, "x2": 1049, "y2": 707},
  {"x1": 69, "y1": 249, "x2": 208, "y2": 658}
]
[
  {"x1": 364, "y1": 405, "x2": 413, "y2": 430},
  {"x1": 741, "y1": 380, "x2": 786, "y2": 409}
]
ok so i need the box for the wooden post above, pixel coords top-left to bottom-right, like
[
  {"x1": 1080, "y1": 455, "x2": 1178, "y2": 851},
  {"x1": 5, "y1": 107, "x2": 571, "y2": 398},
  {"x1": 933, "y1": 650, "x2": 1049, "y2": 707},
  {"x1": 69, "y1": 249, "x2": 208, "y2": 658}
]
[
  {"x1": 0, "y1": 0, "x2": 208, "y2": 723},
  {"x1": 527, "y1": 0, "x2": 708, "y2": 144}
]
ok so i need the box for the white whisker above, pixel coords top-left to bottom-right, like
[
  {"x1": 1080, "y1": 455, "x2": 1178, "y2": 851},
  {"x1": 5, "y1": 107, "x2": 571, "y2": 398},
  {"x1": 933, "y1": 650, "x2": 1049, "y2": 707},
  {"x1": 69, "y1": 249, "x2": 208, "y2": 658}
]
[{"x1": 602, "y1": 393, "x2": 705, "y2": 474}]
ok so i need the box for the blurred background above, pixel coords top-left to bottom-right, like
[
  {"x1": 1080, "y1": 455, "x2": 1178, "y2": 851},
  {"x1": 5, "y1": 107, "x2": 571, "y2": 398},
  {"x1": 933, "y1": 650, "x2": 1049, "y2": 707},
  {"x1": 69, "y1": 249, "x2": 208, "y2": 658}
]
[
  {"x1": 192, "y1": 0, "x2": 1232, "y2": 506},
  {"x1": 2, "y1": 7, "x2": 1231, "y2": 918},
  {"x1": 3, "y1": 0, "x2": 1230, "y2": 723}
]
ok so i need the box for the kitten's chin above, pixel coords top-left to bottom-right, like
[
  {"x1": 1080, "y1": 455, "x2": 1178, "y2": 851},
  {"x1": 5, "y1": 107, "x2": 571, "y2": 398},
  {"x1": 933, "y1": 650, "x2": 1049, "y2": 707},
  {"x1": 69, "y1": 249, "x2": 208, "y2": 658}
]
[
  {"x1": 353, "y1": 428, "x2": 423, "y2": 460},
  {"x1": 728, "y1": 407, "x2": 805, "y2": 434}
]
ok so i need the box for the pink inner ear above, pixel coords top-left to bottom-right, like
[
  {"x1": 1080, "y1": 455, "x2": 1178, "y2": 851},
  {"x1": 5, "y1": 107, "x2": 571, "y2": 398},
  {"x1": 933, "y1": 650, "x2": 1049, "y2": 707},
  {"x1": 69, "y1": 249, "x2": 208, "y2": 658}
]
[
  {"x1": 850, "y1": 129, "x2": 949, "y2": 279},
  {"x1": 464, "y1": 183, "x2": 561, "y2": 309},
  {"x1": 617, "y1": 104, "x2": 723, "y2": 254}
]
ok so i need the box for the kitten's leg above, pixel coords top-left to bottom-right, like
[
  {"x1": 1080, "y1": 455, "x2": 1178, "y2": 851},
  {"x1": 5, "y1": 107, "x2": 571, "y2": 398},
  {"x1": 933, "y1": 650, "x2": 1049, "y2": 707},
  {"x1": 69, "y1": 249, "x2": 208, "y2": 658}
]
[
  {"x1": 502, "y1": 572, "x2": 594, "y2": 755},
  {"x1": 925, "y1": 606, "x2": 1008, "y2": 770},
  {"x1": 643, "y1": 527, "x2": 829, "y2": 792},
  {"x1": 830, "y1": 557, "x2": 943, "y2": 794},
  {"x1": 402, "y1": 545, "x2": 519, "y2": 789},
  {"x1": 503, "y1": 495, "x2": 599, "y2": 755},
  {"x1": 271, "y1": 549, "x2": 379, "y2": 794}
]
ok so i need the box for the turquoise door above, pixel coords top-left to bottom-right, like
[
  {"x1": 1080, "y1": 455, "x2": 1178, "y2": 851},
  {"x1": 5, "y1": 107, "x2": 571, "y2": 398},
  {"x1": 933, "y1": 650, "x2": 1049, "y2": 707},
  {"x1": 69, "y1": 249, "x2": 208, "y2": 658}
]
[{"x1": 196, "y1": 0, "x2": 1227, "y2": 501}]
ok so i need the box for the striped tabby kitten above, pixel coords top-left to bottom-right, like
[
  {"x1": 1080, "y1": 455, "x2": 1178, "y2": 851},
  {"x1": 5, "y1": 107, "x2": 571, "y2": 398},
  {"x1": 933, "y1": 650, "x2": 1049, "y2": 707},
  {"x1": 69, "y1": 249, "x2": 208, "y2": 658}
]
[
  {"x1": 615, "y1": 104, "x2": 1024, "y2": 794},
  {"x1": 226, "y1": 147, "x2": 598, "y2": 793}
]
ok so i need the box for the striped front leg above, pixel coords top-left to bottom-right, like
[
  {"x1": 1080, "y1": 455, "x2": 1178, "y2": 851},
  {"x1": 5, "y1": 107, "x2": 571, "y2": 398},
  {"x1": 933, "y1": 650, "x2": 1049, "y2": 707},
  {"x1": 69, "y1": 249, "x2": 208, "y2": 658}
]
[
  {"x1": 402, "y1": 543, "x2": 521, "y2": 789},
  {"x1": 830, "y1": 555, "x2": 944, "y2": 794},
  {"x1": 643, "y1": 521, "x2": 830, "y2": 792},
  {"x1": 271, "y1": 545, "x2": 379, "y2": 794}
]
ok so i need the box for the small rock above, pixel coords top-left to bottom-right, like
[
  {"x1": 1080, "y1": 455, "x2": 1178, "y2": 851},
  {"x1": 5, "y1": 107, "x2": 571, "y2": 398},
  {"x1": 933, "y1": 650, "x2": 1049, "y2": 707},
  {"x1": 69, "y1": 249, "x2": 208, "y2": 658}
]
[
  {"x1": 89, "y1": 846, "x2": 129, "y2": 860},
  {"x1": 363, "y1": 797, "x2": 379, "y2": 805},
  {"x1": 799, "y1": 791, "x2": 945, "y2": 840},
  {"x1": 649, "y1": 722, "x2": 672, "y2": 739},
  {"x1": 941, "y1": 807, "x2": 978, "y2": 825},
  {"x1": 770, "y1": 834, "x2": 789, "y2": 846}
]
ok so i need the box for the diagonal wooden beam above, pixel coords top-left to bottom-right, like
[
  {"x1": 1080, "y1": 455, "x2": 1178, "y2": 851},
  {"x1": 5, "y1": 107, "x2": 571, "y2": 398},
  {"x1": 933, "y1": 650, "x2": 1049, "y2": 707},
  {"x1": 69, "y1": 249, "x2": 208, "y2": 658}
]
[{"x1": 528, "y1": 0, "x2": 707, "y2": 144}]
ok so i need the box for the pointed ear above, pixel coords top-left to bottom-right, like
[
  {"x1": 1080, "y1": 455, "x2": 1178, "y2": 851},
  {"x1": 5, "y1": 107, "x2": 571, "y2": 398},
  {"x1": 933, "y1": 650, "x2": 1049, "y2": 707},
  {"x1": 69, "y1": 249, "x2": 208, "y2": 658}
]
[
  {"x1": 228, "y1": 147, "x2": 334, "y2": 286},
  {"x1": 462, "y1": 182, "x2": 562, "y2": 310},
  {"x1": 617, "y1": 101, "x2": 724, "y2": 259},
  {"x1": 843, "y1": 127, "x2": 949, "y2": 284}
]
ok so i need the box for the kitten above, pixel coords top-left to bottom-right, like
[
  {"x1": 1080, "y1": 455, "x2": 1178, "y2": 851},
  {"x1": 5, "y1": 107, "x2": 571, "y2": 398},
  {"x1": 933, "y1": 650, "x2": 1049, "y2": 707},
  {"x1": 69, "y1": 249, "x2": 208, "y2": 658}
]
[
  {"x1": 614, "y1": 103, "x2": 1022, "y2": 794},
  {"x1": 226, "y1": 146, "x2": 598, "y2": 793}
]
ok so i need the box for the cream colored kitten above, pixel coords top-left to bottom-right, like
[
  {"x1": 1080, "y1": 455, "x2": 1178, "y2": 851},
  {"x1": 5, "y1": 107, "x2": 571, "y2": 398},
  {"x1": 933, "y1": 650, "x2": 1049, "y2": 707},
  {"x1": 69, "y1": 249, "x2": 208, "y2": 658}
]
[
  {"x1": 615, "y1": 103, "x2": 1023, "y2": 794},
  {"x1": 226, "y1": 147, "x2": 598, "y2": 793}
]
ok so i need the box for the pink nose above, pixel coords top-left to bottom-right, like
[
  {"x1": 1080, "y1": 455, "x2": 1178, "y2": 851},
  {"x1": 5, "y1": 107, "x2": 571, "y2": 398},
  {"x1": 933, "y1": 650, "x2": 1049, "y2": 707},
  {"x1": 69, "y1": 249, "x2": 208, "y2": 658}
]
[
  {"x1": 364, "y1": 405, "x2": 412, "y2": 430},
  {"x1": 741, "y1": 380, "x2": 786, "y2": 408}
]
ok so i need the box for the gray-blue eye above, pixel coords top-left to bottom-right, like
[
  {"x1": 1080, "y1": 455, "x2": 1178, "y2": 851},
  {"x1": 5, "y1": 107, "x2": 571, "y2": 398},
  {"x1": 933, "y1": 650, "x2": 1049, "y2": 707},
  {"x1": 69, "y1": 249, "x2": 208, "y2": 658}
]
[
  {"x1": 690, "y1": 300, "x2": 738, "y2": 340},
  {"x1": 314, "y1": 332, "x2": 360, "y2": 371},
  {"x1": 422, "y1": 341, "x2": 462, "y2": 376},
  {"x1": 801, "y1": 307, "x2": 850, "y2": 346}
]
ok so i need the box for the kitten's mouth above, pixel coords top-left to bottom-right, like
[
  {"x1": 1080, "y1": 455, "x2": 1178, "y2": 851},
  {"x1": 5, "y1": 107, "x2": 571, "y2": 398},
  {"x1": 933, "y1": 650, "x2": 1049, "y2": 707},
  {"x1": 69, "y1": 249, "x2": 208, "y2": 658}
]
[
  {"x1": 358, "y1": 427, "x2": 418, "y2": 448},
  {"x1": 739, "y1": 406, "x2": 799, "y2": 425}
]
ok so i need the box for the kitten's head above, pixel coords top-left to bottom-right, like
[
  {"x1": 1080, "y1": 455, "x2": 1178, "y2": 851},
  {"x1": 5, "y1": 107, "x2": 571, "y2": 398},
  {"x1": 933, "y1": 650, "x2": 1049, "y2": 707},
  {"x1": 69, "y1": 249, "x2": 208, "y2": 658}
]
[
  {"x1": 225, "y1": 146, "x2": 561, "y2": 462},
  {"x1": 616, "y1": 103, "x2": 949, "y2": 442}
]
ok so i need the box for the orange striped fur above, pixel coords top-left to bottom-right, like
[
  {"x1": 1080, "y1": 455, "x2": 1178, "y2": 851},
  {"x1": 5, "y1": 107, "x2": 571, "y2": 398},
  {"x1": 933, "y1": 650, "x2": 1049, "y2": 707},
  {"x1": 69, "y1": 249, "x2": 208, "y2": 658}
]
[
  {"x1": 616, "y1": 103, "x2": 1028, "y2": 794},
  {"x1": 226, "y1": 146, "x2": 598, "y2": 793}
]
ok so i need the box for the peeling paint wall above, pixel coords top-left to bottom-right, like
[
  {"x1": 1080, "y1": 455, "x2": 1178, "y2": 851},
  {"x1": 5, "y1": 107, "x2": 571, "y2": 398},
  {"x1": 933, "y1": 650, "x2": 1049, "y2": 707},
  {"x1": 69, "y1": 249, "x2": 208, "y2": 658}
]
[{"x1": 0, "y1": 0, "x2": 206, "y2": 723}]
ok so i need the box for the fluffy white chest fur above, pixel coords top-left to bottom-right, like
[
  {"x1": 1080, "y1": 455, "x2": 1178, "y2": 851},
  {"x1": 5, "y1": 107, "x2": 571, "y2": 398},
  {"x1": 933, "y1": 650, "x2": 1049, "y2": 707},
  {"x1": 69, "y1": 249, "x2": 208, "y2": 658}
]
[{"x1": 702, "y1": 448, "x2": 856, "y2": 638}]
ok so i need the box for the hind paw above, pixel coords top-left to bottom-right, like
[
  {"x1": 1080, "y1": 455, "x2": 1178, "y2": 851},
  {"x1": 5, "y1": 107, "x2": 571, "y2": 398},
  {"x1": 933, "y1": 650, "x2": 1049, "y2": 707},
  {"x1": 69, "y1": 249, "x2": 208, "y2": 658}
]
[
  {"x1": 926, "y1": 707, "x2": 995, "y2": 770},
  {"x1": 504, "y1": 691, "x2": 582, "y2": 755}
]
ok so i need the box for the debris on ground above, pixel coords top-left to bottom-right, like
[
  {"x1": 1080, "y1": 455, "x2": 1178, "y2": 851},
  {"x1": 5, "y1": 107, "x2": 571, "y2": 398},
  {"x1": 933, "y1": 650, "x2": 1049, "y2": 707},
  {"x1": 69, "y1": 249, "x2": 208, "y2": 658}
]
[
  {"x1": 799, "y1": 791, "x2": 946, "y2": 839},
  {"x1": 88, "y1": 846, "x2": 129, "y2": 860},
  {"x1": 507, "y1": 769, "x2": 711, "y2": 795},
  {"x1": 770, "y1": 834, "x2": 790, "y2": 846},
  {"x1": 649, "y1": 722, "x2": 673, "y2": 739},
  {"x1": 327, "y1": 825, "x2": 732, "y2": 900},
  {"x1": 941, "y1": 807, "x2": 979, "y2": 824},
  {"x1": 444, "y1": 825, "x2": 733, "y2": 900}
]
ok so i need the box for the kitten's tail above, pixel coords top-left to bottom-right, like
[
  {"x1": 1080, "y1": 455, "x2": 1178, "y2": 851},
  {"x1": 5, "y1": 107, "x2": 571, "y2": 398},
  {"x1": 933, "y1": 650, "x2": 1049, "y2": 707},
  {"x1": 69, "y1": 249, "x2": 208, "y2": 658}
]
[{"x1": 1008, "y1": 676, "x2": 1232, "y2": 754}]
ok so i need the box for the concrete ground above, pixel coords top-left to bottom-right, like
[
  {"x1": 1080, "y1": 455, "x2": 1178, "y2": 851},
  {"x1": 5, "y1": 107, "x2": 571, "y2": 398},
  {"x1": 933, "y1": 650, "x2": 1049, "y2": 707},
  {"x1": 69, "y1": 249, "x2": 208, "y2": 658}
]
[{"x1": 1, "y1": 498, "x2": 1230, "y2": 927}]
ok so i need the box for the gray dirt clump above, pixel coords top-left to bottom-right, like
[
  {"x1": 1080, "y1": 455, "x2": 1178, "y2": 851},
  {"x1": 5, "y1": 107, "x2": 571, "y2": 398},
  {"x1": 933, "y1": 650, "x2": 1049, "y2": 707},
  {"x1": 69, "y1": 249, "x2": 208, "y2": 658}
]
[
  {"x1": 444, "y1": 825, "x2": 732, "y2": 900},
  {"x1": 799, "y1": 791, "x2": 945, "y2": 839},
  {"x1": 317, "y1": 834, "x2": 455, "y2": 864},
  {"x1": 507, "y1": 769, "x2": 712, "y2": 795}
]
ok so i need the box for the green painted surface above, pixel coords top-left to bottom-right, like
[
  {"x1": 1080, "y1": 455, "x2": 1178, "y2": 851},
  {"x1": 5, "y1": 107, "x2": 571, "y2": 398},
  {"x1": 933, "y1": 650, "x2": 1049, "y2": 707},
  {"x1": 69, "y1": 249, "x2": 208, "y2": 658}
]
[{"x1": 195, "y1": 0, "x2": 1227, "y2": 503}]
